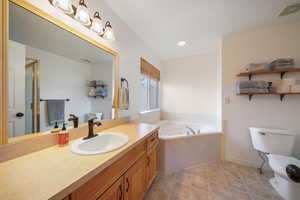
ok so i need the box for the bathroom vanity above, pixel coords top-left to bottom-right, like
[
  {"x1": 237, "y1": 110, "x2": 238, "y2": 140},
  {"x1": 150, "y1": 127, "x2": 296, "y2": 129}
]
[
  {"x1": 70, "y1": 125, "x2": 159, "y2": 200},
  {"x1": 0, "y1": 123, "x2": 159, "y2": 200}
]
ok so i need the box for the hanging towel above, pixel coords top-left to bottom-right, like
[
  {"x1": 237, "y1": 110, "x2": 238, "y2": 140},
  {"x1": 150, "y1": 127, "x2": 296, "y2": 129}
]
[
  {"x1": 119, "y1": 87, "x2": 129, "y2": 110},
  {"x1": 46, "y1": 100, "x2": 65, "y2": 126}
]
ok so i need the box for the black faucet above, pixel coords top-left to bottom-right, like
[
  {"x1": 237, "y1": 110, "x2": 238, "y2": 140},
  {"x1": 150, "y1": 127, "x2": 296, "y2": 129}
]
[
  {"x1": 68, "y1": 114, "x2": 79, "y2": 128},
  {"x1": 84, "y1": 117, "x2": 102, "y2": 140}
]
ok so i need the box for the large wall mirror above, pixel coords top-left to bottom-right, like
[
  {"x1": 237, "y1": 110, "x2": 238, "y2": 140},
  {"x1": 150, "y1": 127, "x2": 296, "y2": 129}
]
[{"x1": 6, "y1": 1, "x2": 118, "y2": 140}]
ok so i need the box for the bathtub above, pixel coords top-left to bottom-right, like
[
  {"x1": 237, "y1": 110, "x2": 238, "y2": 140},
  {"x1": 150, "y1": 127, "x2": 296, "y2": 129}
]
[{"x1": 157, "y1": 120, "x2": 222, "y2": 174}]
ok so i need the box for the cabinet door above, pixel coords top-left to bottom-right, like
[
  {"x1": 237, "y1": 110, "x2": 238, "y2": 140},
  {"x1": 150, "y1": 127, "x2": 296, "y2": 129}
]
[
  {"x1": 62, "y1": 195, "x2": 71, "y2": 200},
  {"x1": 97, "y1": 177, "x2": 124, "y2": 200},
  {"x1": 147, "y1": 144, "x2": 159, "y2": 188},
  {"x1": 124, "y1": 155, "x2": 147, "y2": 200}
]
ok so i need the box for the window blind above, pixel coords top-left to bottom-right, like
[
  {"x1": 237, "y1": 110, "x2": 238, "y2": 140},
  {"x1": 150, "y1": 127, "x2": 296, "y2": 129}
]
[{"x1": 141, "y1": 58, "x2": 160, "y2": 81}]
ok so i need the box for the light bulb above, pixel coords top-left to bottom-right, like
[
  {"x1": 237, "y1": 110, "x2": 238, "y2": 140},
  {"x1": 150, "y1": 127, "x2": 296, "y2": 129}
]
[
  {"x1": 103, "y1": 21, "x2": 115, "y2": 41},
  {"x1": 74, "y1": 0, "x2": 91, "y2": 26},
  {"x1": 91, "y1": 12, "x2": 104, "y2": 35},
  {"x1": 50, "y1": 0, "x2": 74, "y2": 14},
  {"x1": 177, "y1": 41, "x2": 186, "y2": 47}
]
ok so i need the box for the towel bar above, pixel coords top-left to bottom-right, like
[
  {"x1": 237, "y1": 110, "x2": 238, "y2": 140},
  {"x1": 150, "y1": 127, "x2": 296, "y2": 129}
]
[{"x1": 40, "y1": 98, "x2": 70, "y2": 102}]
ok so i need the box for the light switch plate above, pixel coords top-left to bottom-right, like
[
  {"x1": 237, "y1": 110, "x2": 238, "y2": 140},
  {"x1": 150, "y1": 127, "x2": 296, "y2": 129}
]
[{"x1": 224, "y1": 97, "x2": 231, "y2": 104}]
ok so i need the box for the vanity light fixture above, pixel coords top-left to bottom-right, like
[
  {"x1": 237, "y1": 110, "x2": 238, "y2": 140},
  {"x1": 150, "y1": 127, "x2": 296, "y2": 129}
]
[
  {"x1": 49, "y1": 0, "x2": 74, "y2": 15},
  {"x1": 91, "y1": 12, "x2": 104, "y2": 35},
  {"x1": 102, "y1": 21, "x2": 116, "y2": 41},
  {"x1": 74, "y1": 0, "x2": 91, "y2": 26},
  {"x1": 49, "y1": 0, "x2": 116, "y2": 40}
]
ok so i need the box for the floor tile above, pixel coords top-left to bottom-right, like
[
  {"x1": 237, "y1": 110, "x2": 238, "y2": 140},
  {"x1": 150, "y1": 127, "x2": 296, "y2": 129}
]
[{"x1": 145, "y1": 162, "x2": 280, "y2": 200}]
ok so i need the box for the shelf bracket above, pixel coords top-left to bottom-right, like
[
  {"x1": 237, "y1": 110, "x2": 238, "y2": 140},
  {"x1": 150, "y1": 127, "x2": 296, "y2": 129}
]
[
  {"x1": 280, "y1": 72, "x2": 286, "y2": 79},
  {"x1": 248, "y1": 74, "x2": 252, "y2": 80},
  {"x1": 249, "y1": 94, "x2": 253, "y2": 101},
  {"x1": 280, "y1": 94, "x2": 285, "y2": 101}
]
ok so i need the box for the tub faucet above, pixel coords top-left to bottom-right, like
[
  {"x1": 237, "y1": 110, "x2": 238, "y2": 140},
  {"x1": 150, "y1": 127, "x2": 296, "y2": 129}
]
[
  {"x1": 84, "y1": 117, "x2": 102, "y2": 140},
  {"x1": 186, "y1": 126, "x2": 196, "y2": 135}
]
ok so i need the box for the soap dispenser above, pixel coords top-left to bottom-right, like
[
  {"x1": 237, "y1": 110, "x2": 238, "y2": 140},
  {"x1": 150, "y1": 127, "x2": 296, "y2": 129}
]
[
  {"x1": 51, "y1": 122, "x2": 60, "y2": 133},
  {"x1": 57, "y1": 123, "x2": 69, "y2": 146}
]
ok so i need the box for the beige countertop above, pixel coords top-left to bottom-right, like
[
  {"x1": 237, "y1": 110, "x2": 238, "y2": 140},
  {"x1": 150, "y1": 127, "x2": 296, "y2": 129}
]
[{"x1": 0, "y1": 123, "x2": 159, "y2": 200}]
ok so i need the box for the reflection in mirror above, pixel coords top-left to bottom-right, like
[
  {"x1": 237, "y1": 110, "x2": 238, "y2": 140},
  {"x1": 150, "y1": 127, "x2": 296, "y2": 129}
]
[{"x1": 8, "y1": 2, "x2": 115, "y2": 138}]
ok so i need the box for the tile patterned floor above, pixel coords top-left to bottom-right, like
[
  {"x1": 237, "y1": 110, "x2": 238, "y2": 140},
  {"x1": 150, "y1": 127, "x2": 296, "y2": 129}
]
[{"x1": 145, "y1": 162, "x2": 284, "y2": 200}]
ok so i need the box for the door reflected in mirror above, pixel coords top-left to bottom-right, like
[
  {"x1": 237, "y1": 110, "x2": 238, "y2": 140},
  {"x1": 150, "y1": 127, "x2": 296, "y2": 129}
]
[{"x1": 8, "y1": 2, "x2": 115, "y2": 138}]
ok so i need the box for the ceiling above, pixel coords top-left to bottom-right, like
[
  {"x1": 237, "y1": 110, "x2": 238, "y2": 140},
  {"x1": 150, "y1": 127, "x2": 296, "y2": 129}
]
[
  {"x1": 104, "y1": 0, "x2": 300, "y2": 60},
  {"x1": 9, "y1": 2, "x2": 113, "y2": 65}
]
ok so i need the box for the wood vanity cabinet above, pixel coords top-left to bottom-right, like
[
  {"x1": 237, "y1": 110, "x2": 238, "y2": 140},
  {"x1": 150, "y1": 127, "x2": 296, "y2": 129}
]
[
  {"x1": 146, "y1": 144, "x2": 159, "y2": 188},
  {"x1": 124, "y1": 156, "x2": 147, "y2": 200},
  {"x1": 97, "y1": 177, "x2": 124, "y2": 200},
  {"x1": 146, "y1": 132, "x2": 159, "y2": 188},
  {"x1": 69, "y1": 131, "x2": 159, "y2": 200},
  {"x1": 62, "y1": 196, "x2": 71, "y2": 200}
]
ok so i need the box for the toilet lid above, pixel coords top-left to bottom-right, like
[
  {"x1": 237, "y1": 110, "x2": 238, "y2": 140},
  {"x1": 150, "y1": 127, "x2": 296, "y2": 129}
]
[{"x1": 268, "y1": 154, "x2": 300, "y2": 183}]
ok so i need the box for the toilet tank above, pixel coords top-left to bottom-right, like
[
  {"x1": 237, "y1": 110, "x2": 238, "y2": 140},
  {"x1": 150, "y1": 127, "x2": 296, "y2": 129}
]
[{"x1": 249, "y1": 127, "x2": 296, "y2": 156}]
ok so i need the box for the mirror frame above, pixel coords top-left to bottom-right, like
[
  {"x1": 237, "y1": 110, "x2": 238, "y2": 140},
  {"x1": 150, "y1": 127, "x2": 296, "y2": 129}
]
[{"x1": 0, "y1": 0, "x2": 120, "y2": 145}]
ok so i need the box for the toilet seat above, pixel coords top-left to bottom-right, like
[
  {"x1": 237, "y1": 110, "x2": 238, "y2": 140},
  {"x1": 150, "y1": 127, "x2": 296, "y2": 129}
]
[{"x1": 268, "y1": 154, "x2": 300, "y2": 184}]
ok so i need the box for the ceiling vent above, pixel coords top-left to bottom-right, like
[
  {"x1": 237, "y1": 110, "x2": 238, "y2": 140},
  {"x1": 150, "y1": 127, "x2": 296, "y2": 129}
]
[{"x1": 278, "y1": 3, "x2": 300, "y2": 17}]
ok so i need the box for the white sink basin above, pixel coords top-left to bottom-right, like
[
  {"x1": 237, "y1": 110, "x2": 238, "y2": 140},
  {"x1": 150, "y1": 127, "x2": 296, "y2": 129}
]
[{"x1": 70, "y1": 132, "x2": 129, "y2": 155}]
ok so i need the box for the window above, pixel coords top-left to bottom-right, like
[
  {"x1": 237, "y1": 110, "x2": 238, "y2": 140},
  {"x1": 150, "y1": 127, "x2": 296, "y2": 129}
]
[
  {"x1": 149, "y1": 79, "x2": 159, "y2": 109},
  {"x1": 140, "y1": 58, "x2": 160, "y2": 112},
  {"x1": 140, "y1": 75, "x2": 159, "y2": 112}
]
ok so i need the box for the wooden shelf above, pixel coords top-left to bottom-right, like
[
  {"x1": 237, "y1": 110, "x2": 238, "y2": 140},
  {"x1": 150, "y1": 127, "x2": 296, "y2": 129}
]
[
  {"x1": 237, "y1": 68, "x2": 300, "y2": 80},
  {"x1": 238, "y1": 92, "x2": 300, "y2": 101}
]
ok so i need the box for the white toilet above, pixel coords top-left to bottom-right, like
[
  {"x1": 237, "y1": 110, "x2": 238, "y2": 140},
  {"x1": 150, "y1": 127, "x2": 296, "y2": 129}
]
[
  {"x1": 268, "y1": 154, "x2": 300, "y2": 200},
  {"x1": 249, "y1": 127, "x2": 300, "y2": 200}
]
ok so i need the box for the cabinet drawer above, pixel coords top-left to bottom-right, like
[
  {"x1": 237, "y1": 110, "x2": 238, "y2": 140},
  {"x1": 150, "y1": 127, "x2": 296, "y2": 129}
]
[{"x1": 147, "y1": 131, "x2": 159, "y2": 152}]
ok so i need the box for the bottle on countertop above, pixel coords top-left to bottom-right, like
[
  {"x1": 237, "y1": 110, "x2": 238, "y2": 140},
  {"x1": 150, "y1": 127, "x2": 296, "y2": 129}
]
[
  {"x1": 51, "y1": 121, "x2": 60, "y2": 134},
  {"x1": 57, "y1": 123, "x2": 69, "y2": 146}
]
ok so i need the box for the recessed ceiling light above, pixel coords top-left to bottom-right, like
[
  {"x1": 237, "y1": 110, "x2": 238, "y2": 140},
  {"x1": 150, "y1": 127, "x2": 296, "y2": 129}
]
[{"x1": 177, "y1": 41, "x2": 186, "y2": 47}]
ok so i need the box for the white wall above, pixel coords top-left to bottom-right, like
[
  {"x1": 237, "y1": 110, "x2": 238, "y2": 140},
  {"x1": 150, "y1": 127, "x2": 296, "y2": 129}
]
[
  {"x1": 161, "y1": 51, "x2": 221, "y2": 127},
  {"x1": 8, "y1": 40, "x2": 26, "y2": 137},
  {"x1": 24, "y1": 0, "x2": 161, "y2": 122},
  {"x1": 222, "y1": 22, "x2": 300, "y2": 167},
  {"x1": 26, "y1": 45, "x2": 92, "y2": 131},
  {"x1": 90, "y1": 61, "x2": 113, "y2": 120}
]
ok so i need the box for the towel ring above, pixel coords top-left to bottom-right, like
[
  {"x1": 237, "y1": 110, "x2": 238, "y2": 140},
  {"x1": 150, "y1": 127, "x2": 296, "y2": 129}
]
[{"x1": 121, "y1": 78, "x2": 129, "y2": 88}]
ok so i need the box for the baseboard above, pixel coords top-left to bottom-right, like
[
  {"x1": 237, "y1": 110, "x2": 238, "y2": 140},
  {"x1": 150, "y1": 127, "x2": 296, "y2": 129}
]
[{"x1": 226, "y1": 156, "x2": 271, "y2": 170}]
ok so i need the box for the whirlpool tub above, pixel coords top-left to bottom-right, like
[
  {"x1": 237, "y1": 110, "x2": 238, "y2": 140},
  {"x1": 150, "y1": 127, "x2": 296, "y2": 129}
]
[{"x1": 157, "y1": 120, "x2": 222, "y2": 174}]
